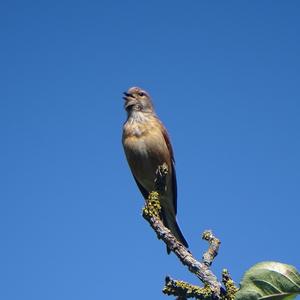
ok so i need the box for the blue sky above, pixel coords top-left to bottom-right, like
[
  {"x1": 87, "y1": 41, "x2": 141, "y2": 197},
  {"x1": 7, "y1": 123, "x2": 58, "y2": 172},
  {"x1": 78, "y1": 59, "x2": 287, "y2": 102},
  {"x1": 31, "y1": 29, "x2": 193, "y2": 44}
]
[{"x1": 1, "y1": 1, "x2": 299, "y2": 299}]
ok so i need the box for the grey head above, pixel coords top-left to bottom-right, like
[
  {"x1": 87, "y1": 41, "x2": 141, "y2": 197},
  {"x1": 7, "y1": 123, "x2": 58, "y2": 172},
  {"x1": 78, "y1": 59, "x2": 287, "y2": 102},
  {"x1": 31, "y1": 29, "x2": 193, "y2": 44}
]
[{"x1": 123, "y1": 87, "x2": 155, "y2": 115}]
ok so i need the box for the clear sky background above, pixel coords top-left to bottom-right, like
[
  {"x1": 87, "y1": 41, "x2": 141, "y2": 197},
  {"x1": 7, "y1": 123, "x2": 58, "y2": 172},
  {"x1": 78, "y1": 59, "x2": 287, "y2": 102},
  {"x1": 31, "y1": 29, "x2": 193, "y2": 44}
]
[{"x1": 1, "y1": 1, "x2": 299, "y2": 299}]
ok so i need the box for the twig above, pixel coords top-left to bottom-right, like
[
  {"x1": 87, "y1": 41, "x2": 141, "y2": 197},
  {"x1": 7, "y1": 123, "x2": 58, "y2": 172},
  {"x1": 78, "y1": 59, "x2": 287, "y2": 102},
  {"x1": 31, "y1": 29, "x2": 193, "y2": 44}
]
[
  {"x1": 202, "y1": 230, "x2": 221, "y2": 267},
  {"x1": 163, "y1": 276, "x2": 214, "y2": 299},
  {"x1": 222, "y1": 269, "x2": 238, "y2": 300}
]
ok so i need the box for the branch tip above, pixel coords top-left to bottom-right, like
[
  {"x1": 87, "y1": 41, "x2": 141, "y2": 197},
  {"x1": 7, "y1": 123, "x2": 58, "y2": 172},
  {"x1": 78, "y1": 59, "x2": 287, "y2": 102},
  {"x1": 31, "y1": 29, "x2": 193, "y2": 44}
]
[
  {"x1": 202, "y1": 230, "x2": 221, "y2": 267},
  {"x1": 222, "y1": 269, "x2": 238, "y2": 300}
]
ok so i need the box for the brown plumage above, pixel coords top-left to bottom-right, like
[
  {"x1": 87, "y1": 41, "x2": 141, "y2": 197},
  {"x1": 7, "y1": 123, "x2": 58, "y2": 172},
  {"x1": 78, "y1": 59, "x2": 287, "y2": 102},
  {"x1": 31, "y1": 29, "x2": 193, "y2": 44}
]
[{"x1": 122, "y1": 87, "x2": 188, "y2": 253}]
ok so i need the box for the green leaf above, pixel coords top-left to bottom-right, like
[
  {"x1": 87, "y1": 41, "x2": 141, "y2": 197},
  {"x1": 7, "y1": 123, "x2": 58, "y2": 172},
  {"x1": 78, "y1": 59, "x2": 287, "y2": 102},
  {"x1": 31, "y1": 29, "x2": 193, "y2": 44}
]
[{"x1": 235, "y1": 261, "x2": 300, "y2": 300}]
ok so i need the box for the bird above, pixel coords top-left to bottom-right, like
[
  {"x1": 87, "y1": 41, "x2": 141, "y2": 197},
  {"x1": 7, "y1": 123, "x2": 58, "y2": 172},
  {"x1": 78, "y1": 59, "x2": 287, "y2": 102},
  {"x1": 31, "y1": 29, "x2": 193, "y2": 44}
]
[{"x1": 122, "y1": 86, "x2": 189, "y2": 253}]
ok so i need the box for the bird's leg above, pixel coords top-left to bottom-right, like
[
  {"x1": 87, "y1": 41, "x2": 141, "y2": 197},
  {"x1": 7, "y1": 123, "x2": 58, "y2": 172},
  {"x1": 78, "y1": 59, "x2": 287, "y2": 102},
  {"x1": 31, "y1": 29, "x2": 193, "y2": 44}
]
[{"x1": 154, "y1": 162, "x2": 168, "y2": 193}]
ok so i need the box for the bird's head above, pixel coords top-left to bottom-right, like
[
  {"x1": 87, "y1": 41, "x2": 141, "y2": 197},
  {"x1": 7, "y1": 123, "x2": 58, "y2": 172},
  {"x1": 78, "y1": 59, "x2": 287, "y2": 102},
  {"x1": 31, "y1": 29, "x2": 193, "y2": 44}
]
[{"x1": 123, "y1": 87, "x2": 154, "y2": 114}]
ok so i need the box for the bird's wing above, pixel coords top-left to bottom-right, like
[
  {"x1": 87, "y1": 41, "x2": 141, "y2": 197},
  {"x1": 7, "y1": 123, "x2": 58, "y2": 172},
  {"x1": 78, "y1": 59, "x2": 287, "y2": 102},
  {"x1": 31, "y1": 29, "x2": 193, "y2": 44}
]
[
  {"x1": 133, "y1": 175, "x2": 149, "y2": 199},
  {"x1": 160, "y1": 122, "x2": 177, "y2": 214},
  {"x1": 170, "y1": 161, "x2": 177, "y2": 214}
]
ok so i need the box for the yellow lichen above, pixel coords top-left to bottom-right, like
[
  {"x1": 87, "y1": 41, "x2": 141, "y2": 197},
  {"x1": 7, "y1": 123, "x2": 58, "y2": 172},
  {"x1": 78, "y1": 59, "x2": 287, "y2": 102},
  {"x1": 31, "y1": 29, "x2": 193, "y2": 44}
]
[
  {"x1": 163, "y1": 279, "x2": 214, "y2": 299},
  {"x1": 222, "y1": 269, "x2": 238, "y2": 300},
  {"x1": 143, "y1": 191, "x2": 161, "y2": 218}
]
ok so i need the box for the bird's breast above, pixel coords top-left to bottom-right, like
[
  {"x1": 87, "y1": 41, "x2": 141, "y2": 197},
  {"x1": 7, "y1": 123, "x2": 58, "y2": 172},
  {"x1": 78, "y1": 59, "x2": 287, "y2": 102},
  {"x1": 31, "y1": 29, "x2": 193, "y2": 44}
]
[{"x1": 122, "y1": 119, "x2": 171, "y2": 191}]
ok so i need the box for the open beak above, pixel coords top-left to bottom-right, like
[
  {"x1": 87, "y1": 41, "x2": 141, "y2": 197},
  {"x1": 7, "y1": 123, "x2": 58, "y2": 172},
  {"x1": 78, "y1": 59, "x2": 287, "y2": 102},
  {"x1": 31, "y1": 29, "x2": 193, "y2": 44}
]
[
  {"x1": 123, "y1": 92, "x2": 136, "y2": 109},
  {"x1": 123, "y1": 92, "x2": 132, "y2": 100}
]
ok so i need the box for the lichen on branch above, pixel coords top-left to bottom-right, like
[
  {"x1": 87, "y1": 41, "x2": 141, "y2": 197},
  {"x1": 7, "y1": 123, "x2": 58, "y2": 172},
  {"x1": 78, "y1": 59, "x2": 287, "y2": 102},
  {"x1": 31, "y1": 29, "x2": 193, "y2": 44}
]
[{"x1": 140, "y1": 164, "x2": 241, "y2": 299}]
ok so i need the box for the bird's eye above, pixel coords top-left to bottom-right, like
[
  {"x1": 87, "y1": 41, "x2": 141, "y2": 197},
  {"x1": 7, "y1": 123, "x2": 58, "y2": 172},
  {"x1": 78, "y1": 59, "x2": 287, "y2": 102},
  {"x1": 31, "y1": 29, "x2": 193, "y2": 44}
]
[{"x1": 138, "y1": 92, "x2": 145, "y2": 97}]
